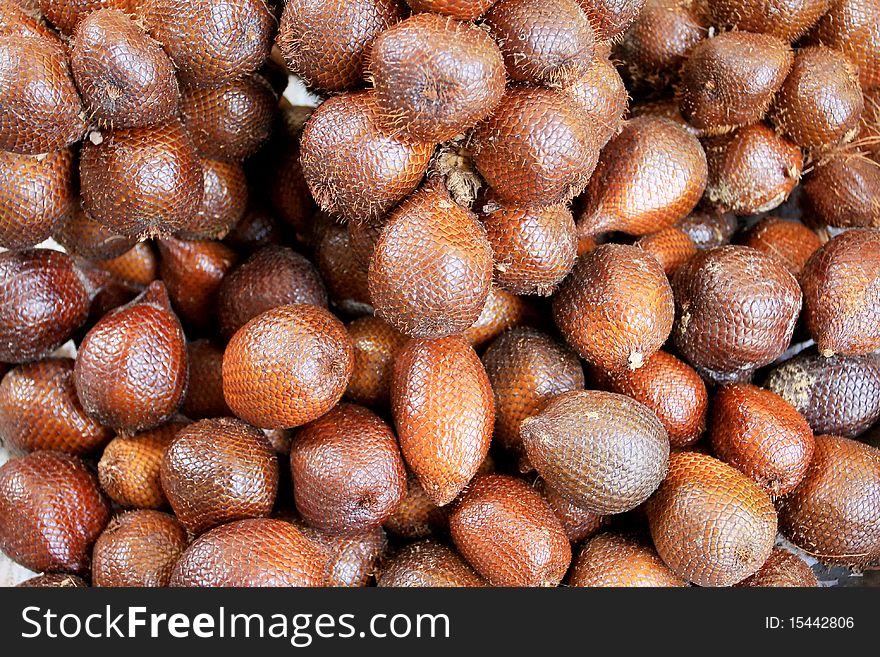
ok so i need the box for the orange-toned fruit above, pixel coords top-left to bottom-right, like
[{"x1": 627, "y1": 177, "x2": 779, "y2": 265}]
[
  {"x1": 462, "y1": 285, "x2": 537, "y2": 349},
  {"x1": 378, "y1": 540, "x2": 486, "y2": 587},
  {"x1": 735, "y1": 547, "x2": 818, "y2": 587},
  {"x1": 808, "y1": 0, "x2": 880, "y2": 90},
  {"x1": 345, "y1": 316, "x2": 407, "y2": 409},
  {"x1": 181, "y1": 340, "x2": 230, "y2": 420},
  {"x1": 93, "y1": 241, "x2": 158, "y2": 287},
  {"x1": 635, "y1": 227, "x2": 698, "y2": 276},
  {"x1": 298, "y1": 523, "x2": 388, "y2": 588},
  {"x1": 561, "y1": 54, "x2": 627, "y2": 147},
  {"x1": 569, "y1": 533, "x2": 689, "y2": 587},
  {"x1": 738, "y1": 216, "x2": 822, "y2": 277},
  {"x1": 383, "y1": 471, "x2": 448, "y2": 539}
]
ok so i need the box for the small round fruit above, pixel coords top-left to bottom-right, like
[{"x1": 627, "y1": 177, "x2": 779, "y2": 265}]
[
  {"x1": 735, "y1": 547, "x2": 818, "y2": 587},
  {"x1": 344, "y1": 316, "x2": 407, "y2": 409},
  {"x1": 377, "y1": 540, "x2": 486, "y2": 587},
  {"x1": 569, "y1": 533, "x2": 688, "y2": 587}
]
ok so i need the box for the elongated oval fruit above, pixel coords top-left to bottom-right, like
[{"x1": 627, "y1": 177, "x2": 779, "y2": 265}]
[
  {"x1": 672, "y1": 246, "x2": 802, "y2": 381},
  {"x1": 561, "y1": 54, "x2": 627, "y2": 147},
  {"x1": 577, "y1": 0, "x2": 645, "y2": 40},
  {"x1": 314, "y1": 222, "x2": 374, "y2": 317},
  {"x1": 577, "y1": 116, "x2": 708, "y2": 238},
  {"x1": 370, "y1": 13, "x2": 505, "y2": 142},
  {"x1": 735, "y1": 547, "x2": 818, "y2": 587},
  {"x1": 75, "y1": 281, "x2": 188, "y2": 433},
  {"x1": 223, "y1": 304, "x2": 354, "y2": 429},
  {"x1": 778, "y1": 435, "x2": 880, "y2": 566},
  {"x1": 809, "y1": 0, "x2": 880, "y2": 90},
  {"x1": 0, "y1": 249, "x2": 91, "y2": 364},
  {"x1": 391, "y1": 336, "x2": 494, "y2": 506},
  {"x1": 92, "y1": 510, "x2": 188, "y2": 587},
  {"x1": 36, "y1": 0, "x2": 138, "y2": 34},
  {"x1": 170, "y1": 518, "x2": 326, "y2": 587},
  {"x1": 569, "y1": 532, "x2": 688, "y2": 587},
  {"x1": 553, "y1": 244, "x2": 674, "y2": 373},
  {"x1": 378, "y1": 540, "x2": 486, "y2": 587},
  {"x1": 71, "y1": 9, "x2": 178, "y2": 129},
  {"x1": 300, "y1": 91, "x2": 434, "y2": 222},
  {"x1": 473, "y1": 86, "x2": 599, "y2": 208},
  {"x1": 738, "y1": 216, "x2": 822, "y2": 277},
  {"x1": 801, "y1": 153, "x2": 880, "y2": 228},
  {"x1": 449, "y1": 474, "x2": 571, "y2": 587},
  {"x1": 536, "y1": 479, "x2": 605, "y2": 543},
  {"x1": 179, "y1": 158, "x2": 248, "y2": 240},
  {"x1": 369, "y1": 182, "x2": 492, "y2": 338},
  {"x1": 646, "y1": 451, "x2": 777, "y2": 587},
  {"x1": 800, "y1": 229, "x2": 880, "y2": 357},
  {"x1": 181, "y1": 340, "x2": 230, "y2": 420},
  {"x1": 345, "y1": 316, "x2": 407, "y2": 410},
  {"x1": 0, "y1": 451, "x2": 109, "y2": 574},
  {"x1": 521, "y1": 390, "x2": 669, "y2": 514},
  {"x1": 383, "y1": 471, "x2": 448, "y2": 539},
  {"x1": 708, "y1": 0, "x2": 831, "y2": 41},
  {"x1": 763, "y1": 350, "x2": 880, "y2": 437},
  {"x1": 635, "y1": 227, "x2": 697, "y2": 276},
  {"x1": 679, "y1": 31, "x2": 792, "y2": 132},
  {"x1": 462, "y1": 284, "x2": 537, "y2": 349},
  {"x1": 0, "y1": 34, "x2": 86, "y2": 153}
]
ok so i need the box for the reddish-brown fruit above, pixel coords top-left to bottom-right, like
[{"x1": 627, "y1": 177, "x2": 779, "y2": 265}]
[
  {"x1": 224, "y1": 205, "x2": 285, "y2": 254},
  {"x1": 223, "y1": 304, "x2": 354, "y2": 429},
  {"x1": 300, "y1": 92, "x2": 434, "y2": 223},
  {"x1": 590, "y1": 350, "x2": 707, "y2": 448},
  {"x1": 553, "y1": 244, "x2": 675, "y2": 373},
  {"x1": 449, "y1": 474, "x2": 571, "y2": 586},
  {"x1": 370, "y1": 13, "x2": 505, "y2": 142},
  {"x1": 17, "y1": 573, "x2": 88, "y2": 587},
  {"x1": 36, "y1": 0, "x2": 137, "y2": 34},
  {"x1": 735, "y1": 547, "x2": 819, "y2": 587},
  {"x1": 218, "y1": 245, "x2": 327, "y2": 340},
  {"x1": 569, "y1": 532, "x2": 689, "y2": 587},
  {"x1": 54, "y1": 205, "x2": 136, "y2": 260},
  {"x1": 170, "y1": 518, "x2": 326, "y2": 587},
  {"x1": 0, "y1": 34, "x2": 86, "y2": 154},
  {"x1": 801, "y1": 153, "x2": 880, "y2": 229},
  {"x1": 0, "y1": 249, "x2": 91, "y2": 364},
  {"x1": 92, "y1": 510, "x2": 188, "y2": 587},
  {"x1": 646, "y1": 451, "x2": 777, "y2": 586},
  {"x1": 521, "y1": 390, "x2": 670, "y2": 514},
  {"x1": 369, "y1": 182, "x2": 492, "y2": 338},
  {"x1": 778, "y1": 435, "x2": 880, "y2": 565},
  {"x1": 0, "y1": 358, "x2": 112, "y2": 455},
  {"x1": 676, "y1": 211, "x2": 738, "y2": 249},
  {"x1": 462, "y1": 285, "x2": 536, "y2": 349},
  {"x1": 268, "y1": 142, "x2": 316, "y2": 239},
  {"x1": 473, "y1": 86, "x2": 599, "y2": 208},
  {"x1": 577, "y1": 0, "x2": 646, "y2": 40},
  {"x1": 672, "y1": 246, "x2": 802, "y2": 380},
  {"x1": 629, "y1": 98, "x2": 704, "y2": 138},
  {"x1": 0, "y1": 451, "x2": 109, "y2": 574},
  {"x1": 738, "y1": 217, "x2": 822, "y2": 277},
  {"x1": 635, "y1": 227, "x2": 698, "y2": 276},
  {"x1": 391, "y1": 336, "x2": 494, "y2": 506},
  {"x1": 763, "y1": 350, "x2": 880, "y2": 437},
  {"x1": 679, "y1": 32, "x2": 793, "y2": 132},
  {"x1": 537, "y1": 479, "x2": 605, "y2": 542},
  {"x1": 0, "y1": 0, "x2": 65, "y2": 45},
  {"x1": 482, "y1": 327, "x2": 584, "y2": 465},
  {"x1": 314, "y1": 222, "x2": 374, "y2": 317},
  {"x1": 291, "y1": 404, "x2": 406, "y2": 535},
  {"x1": 561, "y1": 54, "x2": 627, "y2": 147},
  {"x1": 345, "y1": 316, "x2": 407, "y2": 409},
  {"x1": 179, "y1": 76, "x2": 277, "y2": 162},
  {"x1": 405, "y1": 0, "x2": 497, "y2": 20},
  {"x1": 709, "y1": 0, "x2": 830, "y2": 41},
  {"x1": 161, "y1": 418, "x2": 278, "y2": 535},
  {"x1": 577, "y1": 117, "x2": 708, "y2": 238},
  {"x1": 75, "y1": 282, "x2": 188, "y2": 433},
  {"x1": 277, "y1": 0, "x2": 405, "y2": 93},
  {"x1": 383, "y1": 471, "x2": 449, "y2": 539},
  {"x1": 178, "y1": 159, "x2": 248, "y2": 240},
  {"x1": 0, "y1": 149, "x2": 74, "y2": 250},
  {"x1": 800, "y1": 229, "x2": 880, "y2": 356},
  {"x1": 98, "y1": 422, "x2": 185, "y2": 509},
  {"x1": 71, "y1": 9, "x2": 178, "y2": 129},
  {"x1": 299, "y1": 523, "x2": 388, "y2": 587},
  {"x1": 79, "y1": 119, "x2": 204, "y2": 239},
  {"x1": 94, "y1": 241, "x2": 158, "y2": 287},
  {"x1": 378, "y1": 540, "x2": 486, "y2": 587},
  {"x1": 809, "y1": 0, "x2": 880, "y2": 90},
  {"x1": 181, "y1": 340, "x2": 230, "y2": 420}
]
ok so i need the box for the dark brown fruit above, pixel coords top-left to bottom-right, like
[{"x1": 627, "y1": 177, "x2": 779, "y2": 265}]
[
  {"x1": 405, "y1": 0, "x2": 498, "y2": 20},
  {"x1": 462, "y1": 285, "x2": 537, "y2": 348},
  {"x1": 54, "y1": 205, "x2": 136, "y2": 260},
  {"x1": 0, "y1": 148, "x2": 75, "y2": 250},
  {"x1": 679, "y1": 32, "x2": 792, "y2": 132},
  {"x1": 300, "y1": 523, "x2": 388, "y2": 587},
  {"x1": 735, "y1": 547, "x2": 818, "y2": 587},
  {"x1": 0, "y1": 249, "x2": 91, "y2": 364},
  {"x1": 74, "y1": 281, "x2": 188, "y2": 433},
  {"x1": 218, "y1": 245, "x2": 327, "y2": 340},
  {"x1": 224, "y1": 205, "x2": 285, "y2": 254},
  {"x1": 809, "y1": 0, "x2": 880, "y2": 90},
  {"x1": 370, "y1": 13, "x2": 505, "y2": 142},
  {"x1": 629, "y1": 98, "x2": 704, "y2": 138},
  {"x1": 0, "y1": 34, "x2": 86, "y2": 153},
  {"x1": 79, "y1": 119, "x2": 204, "y2": 239},
  {"x1": 377, "y1": 540, "x2": 486, "y2": 587},
  {"x1": 92, "y1": 510, "x2": 188, "y2": 587},
  {"x1": 0, "y1": 357, "x2": 112, "y2": 455},
  {"x1": 142, "y1": 0, "x2": 275, "y2": 88},
  {"x1": 36, "y1": 0, "x2": 138, "y2": 34},
  {"x1": 314, "y1": 222, "x2": 374, "y2": 317},
  {"x1": 98, "y1": 422, "x2": 185, "y2": 509},
  {"x1": 738, "y1": 216, "x2": 822, "y2": 277},
  {"x1": 561, "y1": 54, "x2": 627, "y2": 147},
  {"x1": 672, "y1": 246, "x2": 802, "y2": 380},
  {"x1": 590, "y1": 350, "x2": 707, "y2": 449},
  {"x1": 800, "y1": 229, "x2": 880, "y2": 357},
  {"x1": 345, "y1": 316, "x2": 407, "y2": 409},
  {"x1": 676, "y1": 211, "x2": 738, "y2": 249},
  {"x1": 537, "y1": 479, "x2": 605, "y2": 542},
  {"x1": 93, "y1": 241, "x2": 158, "y2": 287},
  {"x1": 277, "y1": 0, "x2": 405, "y2": 93},
  {"x1": 0, "y1": 451, "x2": 109, "y2": 574},
  {"x1": 268, "y1": 141, "x2": 316, "y2": 239},
  {"x1": 482, "y1": 327, "x2": 584, "y2": 465},
  {"x1": 178, "y1": 159, "x2": 248, "y2": 240},
  {"x1": 702, "y1": 123, "x2": 802, "y2": 215},
  {"x1": 17, "y1": 573, "x2": 88, "y2": 587},
  {"x1": 369, "y1": 181, "x2": 492, "y2": 338},
  {"x1": 391, "y1": 336, "x2": 494, "y2": 506},
  {"x1": 161, "y1": 417, "x2": 278, "y2": 535},
  {"x1": 170, "y1": 518, "x2": 326, "y2": 587},
  {"x1": 763, "y1": 350, "x2": 880, "y2": 437},
  {"x1": 635, "y1": 227, "x2": 698, "y2": 276},
  {"x1": 577, "y1": 116, "x2": 708, "y2": 238},
  {"x1": 291, "y1": 403, "x2": 406, "y2": 535},
  {"x1": 521, "y1": 390, "x2": 670, "y2": 514},
  {"x1": 801, "y1": 153, "x2": 880, "y2": 228},
  {"x1": 553, "y1": 244, "x2": 675, "y2": 373},
  {"x1": 646, "y1": 451, "x2": 777, "y2": 587},
  {"x1": 577, "y1": 0, "x2": 646, "y2": 40},
  {"x1": 709, "y1": 0, "x2": 830, "y2": 41},
  {"x1": 181, "y1": 340, "x2": 231, "y2": 419},
  {"x1": 569, "y1": 532, "x2": 689, "y2": 587},
  {"x1": 778, "y1": 435, "x2": 880, "y2": 566},
  {"x1": 223, "y1": 304, "x2": 354, "y2": 429},
  {"x1": 300, "y1": 91, "x2": 434, "y2": 223},
  {"x1": 383, "y1": 471, "x2": 448, "y2": 539},
  {"x1": 449, "y1": 474, "x2": 571, "y2": 587},
  {"x1": 473, "y1": 86, "x2": 599, "y2": 208},
  {"x1": 71, "y1": 9, "x2": 178, "y2": 129}
]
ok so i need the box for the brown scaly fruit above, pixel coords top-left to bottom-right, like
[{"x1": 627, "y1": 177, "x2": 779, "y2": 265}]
[
  {"x1": 344, "y1": 316, "x2": 407, "y2": 410},
  {"x1": 708, "y1": 0, "x2": 831, "y2": 41},
  {"x1": 735, "y1": 547, "x2": 819, "y2": 587},
  {"x1": 569, "y1": 532, "x2": 689, "y2": 587},
  {"x1": 377, "y1": 540, "x2": 486, "y2": 587},
  {"x1": 738, "y1": 216, "x2": 823, "y2": 278}
]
